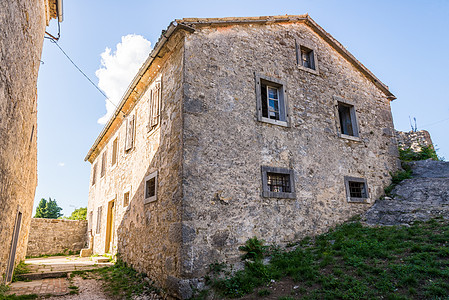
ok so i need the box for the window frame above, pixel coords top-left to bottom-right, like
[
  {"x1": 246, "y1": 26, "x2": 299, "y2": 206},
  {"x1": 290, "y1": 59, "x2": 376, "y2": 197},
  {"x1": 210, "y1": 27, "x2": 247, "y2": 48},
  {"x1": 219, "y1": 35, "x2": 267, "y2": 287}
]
[
  {"x1": 333, "y1": 96, "x2": 361, "y2": 141},
  {"x1": 255, "y1": 73, "x2": 290, "y2": 127},
  {"x1": 123, "y1": 186, "x2": 131, "y2": 207},
  {"x1": 261, "y1": 166, "x2": 296, "y2": 199},
  {"x1": 295, "y1": 40, "x2": 319, "y2": 75},
  {"x1": 344, "y1": 176, "x2": 369, "y2": 203},
  {"x1": 144, "y1": 171, "x2": 158, "y2": 204}
]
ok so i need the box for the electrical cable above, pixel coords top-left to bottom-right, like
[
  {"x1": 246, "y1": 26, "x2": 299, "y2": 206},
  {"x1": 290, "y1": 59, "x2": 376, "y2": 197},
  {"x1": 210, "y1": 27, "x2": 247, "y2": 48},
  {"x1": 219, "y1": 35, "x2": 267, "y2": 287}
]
[{"x1": 48, "y1": 39, "x2": 124, "y2": 115}]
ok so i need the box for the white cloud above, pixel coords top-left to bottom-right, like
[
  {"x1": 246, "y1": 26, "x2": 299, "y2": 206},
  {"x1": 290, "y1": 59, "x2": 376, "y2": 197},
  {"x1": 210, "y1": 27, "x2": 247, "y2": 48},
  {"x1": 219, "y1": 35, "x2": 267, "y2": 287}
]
[
  {"x1": 96, "y1": 34, "x2": 152, "y2": 124},
  {"x1": 58, "y1": 162, "x2": 65, "y2": 167}
]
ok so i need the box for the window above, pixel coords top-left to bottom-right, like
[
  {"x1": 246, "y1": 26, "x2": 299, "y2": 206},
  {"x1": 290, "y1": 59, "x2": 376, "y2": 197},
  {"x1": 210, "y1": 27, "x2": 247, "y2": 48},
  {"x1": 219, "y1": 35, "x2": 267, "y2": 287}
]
[
  {"x1": 255, "y1": 74, "x2": 289, "y2": 127},
  {"x1": 144, "y1": 171, "x2": 157, "y2": 204},
  {"x1": 123, "y1": 191, "x2": 130, "y2": 207},
  {"x1": 261, "y1": 166, "x2": 296, "y2": 199},
  {"x1": 125, "y1": 115, "x2": 135, "y2": 151},
  {"x1": 334, "y1": 96, "x2": 360, "y2": 139},
  {"x1": 91, "y1": 163, "x2": 97, "y2": 186},
  {"x1": 111, "y1": 137, "x2": 118, "y2": 166},
  {"x1": 100, "y1": 151, "x2": 107, "y2": 178},
  {"x1": 296, "y1": 42, "x2": 319, "y2": 74},
  {"x1": 96, "y1": 206, "x2": 103, "y2": 234},
  {"x1": 148, "y1": 78, "x2": 161, "y2": 131},
  {"x1": 344, "y1": 176, "x2": 369, "y2": 203}
]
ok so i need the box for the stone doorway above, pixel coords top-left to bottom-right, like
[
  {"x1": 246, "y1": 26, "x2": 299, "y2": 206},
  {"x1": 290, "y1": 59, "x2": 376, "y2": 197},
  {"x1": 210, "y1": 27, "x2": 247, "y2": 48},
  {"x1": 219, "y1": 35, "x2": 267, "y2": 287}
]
[
  {"x1": 105, "y1": 200, "x2": 115, "y2": 253},
  {"x1": 5, "y1": 209, "x2": 22, "y2": 283}
]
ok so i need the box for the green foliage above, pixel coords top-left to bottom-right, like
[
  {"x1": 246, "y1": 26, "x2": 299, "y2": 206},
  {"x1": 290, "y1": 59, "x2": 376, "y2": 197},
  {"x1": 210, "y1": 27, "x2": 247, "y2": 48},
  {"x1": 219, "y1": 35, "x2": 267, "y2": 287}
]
[
  {"x1": 208, "y1": 219, "x2": 449, "y2": 299},
  {"x1": 34, "y1": 197, "x2": 62, "y2": 219},
  {"x1": 384, "y1": 163, "x2": 413, "y2": 196},
  {"x1": 63, "y1": 207, "x2": 87, "y2": 220},
  {"x1": 12, "y1": 261, "x2": 30, "y2": 282},
  {"x1": 238, "y1": 237, "x2": 266, "y2": 261},
  {"x1": 399, "y1": 145, "x2": 439, "y2": 162},
  {"x1": 71, "y1": 259, "x2": 158, "y2": 299}
]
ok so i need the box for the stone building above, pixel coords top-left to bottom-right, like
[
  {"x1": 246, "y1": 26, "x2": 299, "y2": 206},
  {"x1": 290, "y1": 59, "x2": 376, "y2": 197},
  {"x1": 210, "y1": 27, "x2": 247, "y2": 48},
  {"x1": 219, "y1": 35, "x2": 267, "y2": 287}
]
[
  {"x1": 0, "y1": 0, "x2": 62, "y2": 283},
  {"x1": 85, "y1": 15, "x2": 399, "y2": 298}
]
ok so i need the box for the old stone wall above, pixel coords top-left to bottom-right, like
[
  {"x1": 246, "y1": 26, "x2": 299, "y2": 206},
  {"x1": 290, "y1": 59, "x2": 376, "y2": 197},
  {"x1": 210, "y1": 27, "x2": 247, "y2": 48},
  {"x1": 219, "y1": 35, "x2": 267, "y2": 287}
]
[
  {"x1": 26, "y1": 218, "x2": 88, "y2": 257},
  {"x1": 181, "y1": 22, "x2": 399, "y2": 279},
  {"x1": 87, "y1": 31, "x2": 186, "y2": 292},
  {"x1": 0, "y1": 0, "x2": 47, "y2": 281},
  {"x1": 396, "y1": 130, "x2": 433, "y2": 152}
]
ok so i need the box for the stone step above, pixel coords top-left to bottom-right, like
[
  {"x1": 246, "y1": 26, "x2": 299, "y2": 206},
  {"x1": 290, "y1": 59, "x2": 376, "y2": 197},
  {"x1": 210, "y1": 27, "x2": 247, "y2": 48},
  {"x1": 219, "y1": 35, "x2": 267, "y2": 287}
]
[
  {"x1": 93, "y1": 257, "x2": 110, "y2": 263},
  {"x1": 19, "y1": 271, "x2": 68, "y2": 281}
]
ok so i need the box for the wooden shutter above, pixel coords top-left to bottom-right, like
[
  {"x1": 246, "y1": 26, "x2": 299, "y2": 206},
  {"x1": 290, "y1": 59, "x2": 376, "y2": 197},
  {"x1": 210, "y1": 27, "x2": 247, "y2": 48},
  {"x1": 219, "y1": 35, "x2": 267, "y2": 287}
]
[
  {"x1": 96, "y1": 206, "x2": 102, "y2": 234},
  {"x1": 125, "y1": 115, "x2": 135, "y2": 151},
  {"x1": 112, "y1": 138, "x2": 118, "y2": 165},
  {"x1": 148, "y1": 80, "x2": 161, "y2": 130}
]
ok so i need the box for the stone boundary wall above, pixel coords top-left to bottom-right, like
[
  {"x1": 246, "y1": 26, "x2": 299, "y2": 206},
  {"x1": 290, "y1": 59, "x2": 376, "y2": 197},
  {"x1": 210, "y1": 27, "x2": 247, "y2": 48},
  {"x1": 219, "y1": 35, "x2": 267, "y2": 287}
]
[
  {"x1": 26, "y1": 218, "x2": 88, "y2": 257},
  {"x1": 396, "y1": 130, "x2": 434, "y2": 152}
]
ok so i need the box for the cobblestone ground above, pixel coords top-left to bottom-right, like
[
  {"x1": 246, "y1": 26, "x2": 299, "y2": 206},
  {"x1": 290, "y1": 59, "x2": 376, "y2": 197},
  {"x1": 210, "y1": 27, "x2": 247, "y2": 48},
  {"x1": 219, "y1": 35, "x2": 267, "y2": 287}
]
[{"x1": 8, "y1": 278, "x2": 69, "y2": 296}]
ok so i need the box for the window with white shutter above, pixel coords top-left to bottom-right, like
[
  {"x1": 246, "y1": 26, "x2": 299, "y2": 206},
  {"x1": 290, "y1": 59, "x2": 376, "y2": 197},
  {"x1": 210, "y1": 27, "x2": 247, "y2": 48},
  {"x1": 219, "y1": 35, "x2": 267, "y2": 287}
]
[
  {"x1": 125, "y1": 115, "x2": 135, "y2": 151},
  {"x1": 148, "y1": 78, "x2": 161, "y2": 132}
]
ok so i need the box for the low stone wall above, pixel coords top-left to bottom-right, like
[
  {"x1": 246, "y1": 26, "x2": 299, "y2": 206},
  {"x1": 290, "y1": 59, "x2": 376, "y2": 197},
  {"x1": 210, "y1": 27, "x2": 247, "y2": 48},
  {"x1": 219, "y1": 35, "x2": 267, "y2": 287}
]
[
  {"x1": 396, "y1": 130, "x2": 433, "y2": 152},
  {"x1": 26, "y1": 218, "x2": 88, "y2": 257}
]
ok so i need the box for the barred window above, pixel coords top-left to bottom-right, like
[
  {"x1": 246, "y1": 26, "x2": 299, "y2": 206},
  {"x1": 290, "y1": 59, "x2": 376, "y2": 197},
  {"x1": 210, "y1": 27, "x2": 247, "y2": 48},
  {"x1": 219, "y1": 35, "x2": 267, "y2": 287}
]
[
  {"x1": 261, "y1": 166, "x2": 296, "y2": 199},
  {"x1": 344, "y1": 176, "x2": 369, "y2": 203},
  {"x1": 267, "y1": 173, "x2": 291, "y2": 193}
]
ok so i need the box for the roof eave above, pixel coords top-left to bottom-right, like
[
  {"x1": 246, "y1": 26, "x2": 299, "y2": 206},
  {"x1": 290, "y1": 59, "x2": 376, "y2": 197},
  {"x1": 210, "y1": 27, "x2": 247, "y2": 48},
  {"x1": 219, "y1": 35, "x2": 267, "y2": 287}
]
[{"x1": 84, "y1": 21, "x2": 194, "y2": 162}]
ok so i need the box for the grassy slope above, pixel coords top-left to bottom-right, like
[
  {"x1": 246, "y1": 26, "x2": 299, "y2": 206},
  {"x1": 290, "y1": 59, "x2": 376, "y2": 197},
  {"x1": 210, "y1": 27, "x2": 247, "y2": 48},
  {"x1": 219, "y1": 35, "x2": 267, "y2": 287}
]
[{"x1": 206, "y1": 218, "x2": 449, "y2": 299}]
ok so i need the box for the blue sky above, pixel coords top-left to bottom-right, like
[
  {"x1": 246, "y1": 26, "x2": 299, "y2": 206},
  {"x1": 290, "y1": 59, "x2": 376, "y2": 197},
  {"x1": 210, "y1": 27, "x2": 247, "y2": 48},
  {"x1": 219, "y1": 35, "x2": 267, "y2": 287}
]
[{"x1": 36, "y1": 0, "x2": 449, "y2": 216}]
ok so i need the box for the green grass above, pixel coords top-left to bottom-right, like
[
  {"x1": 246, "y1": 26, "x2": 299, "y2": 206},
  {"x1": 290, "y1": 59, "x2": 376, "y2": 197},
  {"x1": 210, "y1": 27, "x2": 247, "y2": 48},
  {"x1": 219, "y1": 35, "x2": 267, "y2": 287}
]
[
  {"x1": 71, "y1": 259, "x2": 158, "y2": 299},
  {"x1": 0, "y1": 285, "x2": 37, "y2": 300},
  {"x1": 207, "y1": 218, "x2": 449, "y2": 299},
  {"x1": 11, "y1": 261, "x2": 31, "y2": 282},
  {"x1": 399, "y1": 145, "x2": 439, "y2": 162}
]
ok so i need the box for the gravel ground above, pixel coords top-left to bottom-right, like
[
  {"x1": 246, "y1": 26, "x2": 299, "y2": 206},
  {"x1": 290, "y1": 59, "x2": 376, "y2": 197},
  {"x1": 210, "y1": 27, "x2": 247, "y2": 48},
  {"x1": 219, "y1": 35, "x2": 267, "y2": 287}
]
[{"x1": 45, "y1": 276, "x2": 162, "y2": 300}]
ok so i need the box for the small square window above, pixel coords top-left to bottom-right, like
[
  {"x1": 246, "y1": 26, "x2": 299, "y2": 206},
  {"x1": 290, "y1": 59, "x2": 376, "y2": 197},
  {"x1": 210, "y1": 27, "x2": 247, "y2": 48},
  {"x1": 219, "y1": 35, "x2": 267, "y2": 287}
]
[
  {"x1": 261, "y1": 166, "x2": 296, "y2": 199},
  {"x1": 296, "y1": 42, "x2": 319, "y2": 74},
  {"x1": 255, "y1": 74, "x2": 289, "y2": 127},
  {"x1": 123, "y1": 191, "x2": 130, "y2": 207},
  {"x1": 344, "y1": 176, "x2": 369, "y2": 203},
  {"x1": 144, "y1": 171, "x2": 157, "y2": 204}
]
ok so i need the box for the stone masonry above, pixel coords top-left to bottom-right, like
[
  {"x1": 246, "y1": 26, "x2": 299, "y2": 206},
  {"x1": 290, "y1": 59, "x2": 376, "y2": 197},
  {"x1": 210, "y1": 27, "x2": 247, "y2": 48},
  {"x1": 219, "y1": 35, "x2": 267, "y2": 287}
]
[
  {"x1": 26, "y1": 218, "x2": 88, "y2": 257},
  {"x1": 0, "y1": 0, "x2": 59, "y2": 283},
  {"x1": 396, "y1": 130, "x2": 434, "y2": 152},
  {"x1": 85, "y1": 16, "x2": 399, "y2": 298}
]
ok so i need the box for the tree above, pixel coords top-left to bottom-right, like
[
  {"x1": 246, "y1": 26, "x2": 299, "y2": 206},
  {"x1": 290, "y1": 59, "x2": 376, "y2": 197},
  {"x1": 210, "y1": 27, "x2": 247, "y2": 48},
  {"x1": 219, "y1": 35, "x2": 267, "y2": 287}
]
[
  {"x1": 64, "y1": 207, "x2": 87, "y2": 220},
  {"x1": 34, "y1": 197, "x2": 63, "y2": 219}
]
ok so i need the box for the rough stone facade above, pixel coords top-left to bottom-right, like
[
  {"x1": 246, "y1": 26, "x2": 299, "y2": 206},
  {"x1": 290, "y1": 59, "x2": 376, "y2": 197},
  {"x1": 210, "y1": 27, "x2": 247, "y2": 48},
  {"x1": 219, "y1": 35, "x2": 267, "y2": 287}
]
[
  {"x1": 0, "y1": 0, "x2": 59, "y2": 283},
  {"x1": 86, "y1": 16, "x2": 399, "y2": 298},
  {"x1": 396, "y1": 130, "x2": 434, "y2": 152},
  {"x1": 26, "y1": 218, "x2": 88, "y2": 257}
]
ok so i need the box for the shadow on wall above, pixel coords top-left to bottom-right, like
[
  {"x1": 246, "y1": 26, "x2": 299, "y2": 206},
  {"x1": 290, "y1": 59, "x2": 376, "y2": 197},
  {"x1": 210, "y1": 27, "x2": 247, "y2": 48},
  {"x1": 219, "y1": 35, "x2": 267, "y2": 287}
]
[{"x1": 114, "y1": 109, "x2": 184, "y2": 293}]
